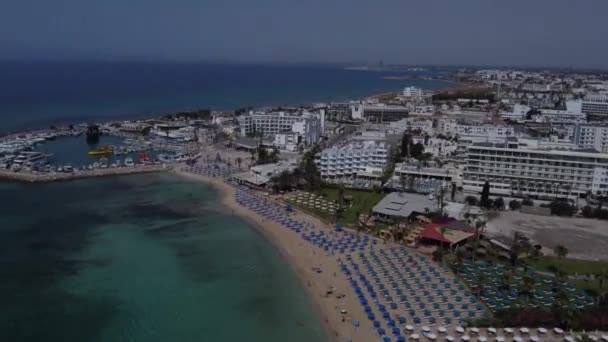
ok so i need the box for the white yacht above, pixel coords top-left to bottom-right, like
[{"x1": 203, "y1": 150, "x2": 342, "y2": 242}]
[
  {"x1": 11, "y1": 152, "x2": 49, "y2": 170},
  {"x1": 157, "y1": 154, "x2": 174, "y2": 163},
  {"x1": 124, "y1": 157, "x2": 135, "y2": 167}
]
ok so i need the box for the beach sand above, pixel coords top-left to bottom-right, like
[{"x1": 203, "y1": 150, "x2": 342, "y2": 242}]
[{"x1": 176, "y1": 170, "x2": 376, "y2": 342}]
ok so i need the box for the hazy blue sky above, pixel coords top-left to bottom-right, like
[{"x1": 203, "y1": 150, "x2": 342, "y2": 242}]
[{"x1": 1, "y1": 0, "x2": 607, "y2": 68}]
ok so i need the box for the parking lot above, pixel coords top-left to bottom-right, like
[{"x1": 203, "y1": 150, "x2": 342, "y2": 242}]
[{"x1": 486, "y1": 211, "x2": 608, "y2": 261}]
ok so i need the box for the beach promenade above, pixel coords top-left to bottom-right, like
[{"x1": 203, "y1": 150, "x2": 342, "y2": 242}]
[{"x1": 0, "y1": 164, "x2": 170, "y2": 183}]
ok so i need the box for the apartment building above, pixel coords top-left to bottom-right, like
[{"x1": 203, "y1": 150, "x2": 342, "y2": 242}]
[
  {"x1": 393, "y1": 163, "x2": 456, "y2": 183},
  {"x1": 238, "y1": 111, "x2": 322, "y2": 146},
  {"x1": 453, "y1": 124, "x2": 515, "y2": 139},
  {"x1": 317, "y1": 141, "x2": 390, "y2": 180},
  {"x1": 574, "y1": 123, "x2": 608, "y2": 153},
  {"x1": 537, "y1": 109, "x2": 586, "y2": 124},
  {"x1": 350, "y1": 104, "x2": 409, "y2": 122},
  {"x1": 463, "y1": 140, "x2": 608, "y2": 198},
  {"x1": 402, "y1": 86, "x2": 424, "y2": 100},
  {"x1": 582, "y1": 100, "x2": 608, "y2": 116}
]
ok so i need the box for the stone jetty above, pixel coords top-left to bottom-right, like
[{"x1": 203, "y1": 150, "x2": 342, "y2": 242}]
[{"x1": 0, "y1": 164, "x2": 171, "y2": 183}]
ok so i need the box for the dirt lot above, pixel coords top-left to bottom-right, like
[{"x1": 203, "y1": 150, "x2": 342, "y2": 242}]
[{"x1": 486, "y1": 211, "x2": 608, "y2": 261}]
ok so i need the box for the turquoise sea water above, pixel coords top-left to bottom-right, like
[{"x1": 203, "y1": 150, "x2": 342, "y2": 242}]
[{"x1": 0, "y1": 174, "x2": 327, "y2": 342}]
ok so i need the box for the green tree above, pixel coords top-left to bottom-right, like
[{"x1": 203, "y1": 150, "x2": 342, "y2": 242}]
[
  {"x1": 480, "y1": 181, "x2": 491, "y2": 208},
  {"x1": 554, "y1": 245, "x2": 569, "y2": 259},
  {"x1": 400, "y1": 133, "x2": 412, "y2": 158},
  {"x1": 336, "y1": 185, "x2": 346, "y2": 220},
  {"x1": 521, "y1": 273, "x2": 536, "y2": 296},
  {"x1": 410, "y1": 142, "x2": 425, "y2": 159},
  {"x1": 235, "y1": 157, "x2": 243, "y2": 170},
  {"x1": 509, "y1": 200, "x2": 521, "y2": 211},
  {"x1": 299, "y1": 147, "x2": 321, "y2": 191},
  {"x1": 256, "y1": 147, "x2": 269, "y2": 164},
  {"x1": 465, "y1": 195, "x2": 478, "y2": 206},
  {"x1": 493, "y1": 197, "x2": 505, "y2": 210},
  {"x1": 582, "y1": 205, "x2": 595, "y2": 218}
]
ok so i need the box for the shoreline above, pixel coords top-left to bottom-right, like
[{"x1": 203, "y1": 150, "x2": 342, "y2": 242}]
[{"x1": 175, "y1": 170, "x2": 376, "y2": 342}]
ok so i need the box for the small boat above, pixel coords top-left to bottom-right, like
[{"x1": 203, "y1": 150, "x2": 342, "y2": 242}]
[
  {"x1": 124, "y1": 157, "x2": 135, "y2": 167},
  {"x1": 99, "y1": 157, "x2": 108, "y2": 168},
  {"x1": 158, "y1": 154, "x2": 174, "y2": 163},
  {"x1": 88, "y1": 145, "x2": 113, "y2": 156}
]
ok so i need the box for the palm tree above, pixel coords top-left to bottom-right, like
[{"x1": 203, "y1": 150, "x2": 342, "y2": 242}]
[
  {"x1": 453, "y1": 247, "x2": 466, "y2": 275},
  {"x1": 476, "y1": 272, "x2": 486, "y2": 296},
  {"x1": 509, "y1": 231, "x2": 526, "y2": 266},
  {"x1": 521, "y1": 273, "x2": 535, "y2": 297},
  {"x1": 501, "y1": 267, "x2": 514, "y2": 290},
  {"x1": 436, "y1": 186, "x2": 447, "y2": 214},
  {"x1": 236, "y1": 157, "x2": 242, "y2": 170},
  {"x1": 596, "y1": 270, "x2": 608, "y2": 292}
]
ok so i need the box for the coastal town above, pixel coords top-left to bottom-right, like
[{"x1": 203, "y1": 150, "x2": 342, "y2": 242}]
[{"x1": 3, "y1": 67, "x2": 608, "y2": 341}]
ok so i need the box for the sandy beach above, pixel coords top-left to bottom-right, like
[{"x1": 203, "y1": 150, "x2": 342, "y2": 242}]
[
  {"x1": 175, "y1": 168, "x2": 608, "y2": 342},
  {"x1": 176, "y1": 169, "x2": 376, "y2": 342}
]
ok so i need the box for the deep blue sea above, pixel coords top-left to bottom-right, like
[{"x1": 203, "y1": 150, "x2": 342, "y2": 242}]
[{"x1": 0, "y1": 61, "x2": 449, "y2": 133}]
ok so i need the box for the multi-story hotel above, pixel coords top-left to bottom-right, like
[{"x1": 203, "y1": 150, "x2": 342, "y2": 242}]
[
  {"x1": 582, "y1": 95, "x2": 608, "y2": 117},
  {"x1": 463, "y1": 139, "x2": 608, "y2": 198},
  {"x1": 454, "y1": 124, "x2": 515, "y2": 139},
  {"x1": 574, "y1": 123, "x2": 608, "y2": 153},
  {"x1": 317, "y1": 141, "x2": 390, "y2": 180},
  {"x1": 237, "y1": 111, "x2": 322, "y2": 146},
  {"x1": 402, "y1": 86, "x2": 424, "y2": 100},
  {"x1": 350, "y1": 104, "x2": 409, "y2": 122}
]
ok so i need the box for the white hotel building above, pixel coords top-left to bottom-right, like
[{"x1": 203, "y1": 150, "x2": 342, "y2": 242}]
[
  {"x1": 454, "y1": 124, "x2": 515, "y2": 139},
  {"x1": 580, "y1": 94, "x2": 608, "y2": 116},
  {"x1": 238, "y1": 111, "x2": 322, "y2": 146},
  {"x1": 574, "y1": 123, "x2": 608, "y2": 153},
  {"x1": 317, "y1": 141, "x2": 390, "y2": 180},
  {"x1": 463, "y1": 140, "x2": 608, "y2": 198}
]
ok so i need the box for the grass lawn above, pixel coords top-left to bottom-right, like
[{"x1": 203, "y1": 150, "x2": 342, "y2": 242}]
[
  {"x1": 314, "y1": 187, "x2": 385, "y2": 226},
  {"x1": 527, "y1": 256, "x2": 608, "y2": 294},
  {"x1": 527, "y1": 256, "x2": 608, "y2": 275},
  {"x1": 286, "y1": 187, "x2": 385, "y2": 226}
]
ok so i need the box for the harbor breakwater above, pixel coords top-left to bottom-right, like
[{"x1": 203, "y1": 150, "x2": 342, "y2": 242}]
[{"x1": 0, "y1": 164, "x2": 170, "y2": 183}]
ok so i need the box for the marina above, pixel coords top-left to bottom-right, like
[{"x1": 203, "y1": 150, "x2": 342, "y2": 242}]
[{"x1": 0, "y1": 122, "x2": 201, "y2": 181}]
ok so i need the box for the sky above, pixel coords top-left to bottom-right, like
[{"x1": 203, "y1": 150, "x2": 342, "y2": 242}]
[{"x1": 1, "y1": 0, "x2": 608, "y2": 68}]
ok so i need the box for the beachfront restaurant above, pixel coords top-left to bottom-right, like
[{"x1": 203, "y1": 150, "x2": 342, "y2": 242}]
[
  {"x1": 371, "y1": 192, "x2": 435, "y2": 223},
  {"x1": 416, "y1": 219, "x2": 476, "y2": 249},
  {"x1": 230, "y1": 171, "x2": 269, "y2": 188}
]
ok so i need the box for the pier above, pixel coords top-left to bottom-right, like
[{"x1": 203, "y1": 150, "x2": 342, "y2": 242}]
[{"x1": 0, "y1": 164, "x2": 171, "y2": 183}]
